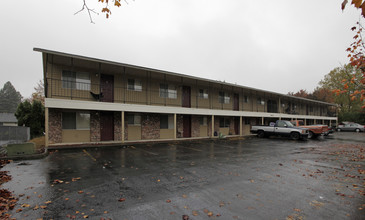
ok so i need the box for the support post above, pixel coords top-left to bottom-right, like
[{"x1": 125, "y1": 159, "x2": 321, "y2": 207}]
[
  {"x1": 211, "y1": 115, "x2": 214, "y2": 137},
  {"x1": 304, "y1": 119, "x2": 307, "y2": 126},
  {"x1": 173, "y1": 114, "x2": 177, "y2": 139},
  {"x1": 240, "y1": 116, "x2": 243, "y2": 136},
  {"x1": 121, "y1": 111, "x2": 125, "y2": 143},
  {"x1": 261, "y1": 117, "x2": 264, "y2": 125},
  {"x1": 45, "y1": 107, "x2": 49, "y2": 147}
]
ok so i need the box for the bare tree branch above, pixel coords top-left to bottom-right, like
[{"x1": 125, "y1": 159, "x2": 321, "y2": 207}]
[{"x1": 75, "y1": 0, "x2": 98, "y2": 24}]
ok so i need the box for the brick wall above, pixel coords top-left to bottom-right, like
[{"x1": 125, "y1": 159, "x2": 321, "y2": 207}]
[
  {"x1": 141, "y1": 113, "x2": 160, "y2": 140},
  {"x1": 114, "y1": 112, "x2": 121, "y2": 141},
  {"x1": 90, "y1": 111, "x2": 100, "y2": 142},
  {"x1": 48, "y1": 109, "x2": 62, "y2": 144},
  {"x1": 176, "y1": 115, "x2": 183, "y2": 138},
  {"x1": 191, "y1": 115, "x2": 200, "y2": 137}
]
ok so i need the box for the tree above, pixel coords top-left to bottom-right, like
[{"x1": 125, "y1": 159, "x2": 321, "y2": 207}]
[
  {"x1": 29, "y1": 80, "x2": 45, "y2": 105},
  {"x1": 320, "y1": 65, "x2": 363, "y2": 123},
  {"x1": 287, "y1": 89, "x2": 309, "y2": 98},
  {"x1": 311, "y1": 87, "x2": 334, "y2": 103},
  {"x1": 0, "y1": 81, "x2": 22, "y2": 113},
  {"x1": 341, "y1": 0, "x2": 365, "y2": 108},
  {"x1": 76, "y1": 0, "x2": 128, "y2": 23},
  {"x1": 15, "y1": 100, "x2": 45, "y2": 139}
]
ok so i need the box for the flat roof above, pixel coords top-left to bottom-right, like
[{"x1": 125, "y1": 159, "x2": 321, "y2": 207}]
[{"x1": 34, "y1": 47, "x2": 336, "y2": 106}]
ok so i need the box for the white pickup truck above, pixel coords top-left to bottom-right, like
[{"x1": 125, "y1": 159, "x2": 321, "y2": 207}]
[{"x1": 250, "y1": 120, "x2": 309, "y2": 140}]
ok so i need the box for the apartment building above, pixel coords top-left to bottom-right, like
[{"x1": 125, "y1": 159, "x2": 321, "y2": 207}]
[{"x1": 34, "y1": 48, "x2": 337, "y2": 147}]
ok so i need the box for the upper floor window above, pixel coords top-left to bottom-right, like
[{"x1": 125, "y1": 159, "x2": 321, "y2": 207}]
[
  {"x1": 62, "y1": 71, "x2": 90, "y2": 91},
  {"x1": 243, "y1": 95, "x2": 249, "y2": 103},
  {"x1": 127, "y1": 79, "x2": 142, "y2": 92},
  {"x1": 219, "y1": 92, "x2": 230, "y2": 104},
  {"x1": 160, "y1": 84, "x2": 177, "y2": 99},
  {"x1": 198, "y1": 89, "x2": 208, "y2": 99},
  {"x1": 62, "y1": 112, "x2": 90, "y2": 130},
  {"x1": 257, "y1": 97, "x2": 265, "y2": 105}
]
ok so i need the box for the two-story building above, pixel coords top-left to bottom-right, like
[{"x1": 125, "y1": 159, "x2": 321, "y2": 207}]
[{"x1": 34, "y1": 48, "x2": 337, "y2": 147}]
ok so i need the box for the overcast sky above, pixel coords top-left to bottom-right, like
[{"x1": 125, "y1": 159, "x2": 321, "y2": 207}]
[{"x1": 0, "y1": 0, "x2": 361, "y2": 98}]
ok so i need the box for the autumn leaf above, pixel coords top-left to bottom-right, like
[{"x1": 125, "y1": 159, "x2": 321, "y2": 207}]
[
  {"x1": 192, "y1": 210, "x2": 199, "y2": 216},
  {"x1": 166, "y1": 199, "x2": 171, "y2": 203},
  {"x1": 118, "y1": 198, "x2": 126, "y2": 202},
  {"x1": 352, "y1": 0, "x2": 363, "y2": 8}
]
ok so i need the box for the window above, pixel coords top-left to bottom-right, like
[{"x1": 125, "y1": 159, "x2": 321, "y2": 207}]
[
  {"x1": 127, "y1": 79, "x2": 142, "y2": 91},
  {"x1": 160, "y1": 84, "x2": 177, "y2": 99},
  {"x1": 257, "y1": 97, "x2": 265, "y2": 105},
  {"x1": 309, "y1": 106, "x2": 313, "y2": 112},
  {"x1": 62, "y1": 112, "x2": 90, "y2": 130},
  {"x1": 219, "y1": 92, "x2": 230, "y2": 104},
  {"x1": 127, "y1": 114, "x2": 141, "y2": 125},
  {"x1": 62, "y1": 71, "x2": 90, "y2": 91},
  {"x1": 244, "y1": 118, "x2": 250, "y2": 125},
  {"x1": 199, "y1": 116, "x2": 207, "y2": 126},
  {"x1": 198, "y1": 89, "x2": 208, "y2": 99},
  {"x1": 219, "y1": 118, "x2": 230, "y2": 128},
  {"x1": 243, "y1": 95, "x2": 249, "y2": 103},
  {"x1": 160, "y1": 115, "x2": 174, "y2": 129}
]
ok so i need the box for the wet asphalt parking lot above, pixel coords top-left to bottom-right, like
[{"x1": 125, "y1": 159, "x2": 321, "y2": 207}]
[{"x1": 2, "y1": 132, "x2": 365, "y2": 220}]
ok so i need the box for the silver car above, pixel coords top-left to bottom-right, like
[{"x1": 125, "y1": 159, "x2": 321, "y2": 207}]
[{"x1": 337, "y1": 123, "x2": 365, "y2": 132}]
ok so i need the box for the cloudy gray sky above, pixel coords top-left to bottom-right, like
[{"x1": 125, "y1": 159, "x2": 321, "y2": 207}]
[{"x1": 0, "y1": 0, "x2": 361, "y2": 98}]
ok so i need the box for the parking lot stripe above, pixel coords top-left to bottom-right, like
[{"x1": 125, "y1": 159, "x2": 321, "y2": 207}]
[
  {"x1": 130, "y1": 146, "x2": 159, "y2": 156},
  {"x1": 83, "y1": 149, "x2": 97, "y2": 162},
  {"x1": 181, "y1": 146, "x2": 203, "y2": 152}
]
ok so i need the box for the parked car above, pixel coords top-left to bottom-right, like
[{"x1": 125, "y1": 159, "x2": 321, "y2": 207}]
[
  {"x1": 337, "y1": 123, "x2": 365, "y2": 132},
  {"x1": 291, "y1": 120, "x2": 330, "y2": 139},
  {"x1": 251, "y1": 120, "x2": 308, "y2": 140}
]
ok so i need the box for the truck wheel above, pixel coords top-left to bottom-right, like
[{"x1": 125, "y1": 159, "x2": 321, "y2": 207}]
[
  {"x1": 290, "y1": 132, "x2": 300, "y2": 140},
  {"x1": 308, "y1": 131, "x2": 314, "y2": 139},
  {"x1": 257, "y1": 130, "x2": 265, "y2": 138}
]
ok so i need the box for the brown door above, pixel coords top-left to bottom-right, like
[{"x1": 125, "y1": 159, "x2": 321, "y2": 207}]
[
  {"x1": 234, "y1": 117, "x2": 240, "y2": 135},
  {"x1": 233, "y1": 93, "x2": 239, "y2": 111},
  {"x1": 100, "y1": 74, "x2": 114, "y2": 102},
  {"x1": 100, "y1": 111, "x2": 114, "y2": 141},
  {"x1": 183, "y1": 115, "x2": 191, "y2": 138},
  {"x1": 182, "y1": 86, "x2": 191, "y2": 108}
]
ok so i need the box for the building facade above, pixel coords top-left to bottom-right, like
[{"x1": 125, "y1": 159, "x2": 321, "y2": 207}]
[{"x1": 34, "y1": 48, "x2": 338, "y2": 147}]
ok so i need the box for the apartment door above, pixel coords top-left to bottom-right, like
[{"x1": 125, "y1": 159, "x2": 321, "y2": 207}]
[
  {"x1": 183, "y1": 115, "x2": 191, "y2": 138},
  {"x1": 233, "y1": 93, "x2": 239, "y2": 111},
  {"x1": 182, "y1": 86, "x2": 191, "y2": 108},
  {"x1": 100, "y1": 111, "x2": 114, "y2": 141},
  {"x1": 100, "y1": 74, "x2": 114, "y2": 102},
  {"x1": 234, "y1": 117, "x2": 240, "y2": 135}
]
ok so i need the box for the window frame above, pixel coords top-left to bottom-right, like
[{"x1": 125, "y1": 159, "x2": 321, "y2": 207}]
[
  {"x1": 127, "y1": 79, "x2": 142, "y2": 92},
  {"x1": 198, "y1": 89, "x2": 209, "y2": 99},
  {"x1": 219, "y1": 117, "x2": 230, "y2": 128},
  {"x1": 127, "y1": 113, "x2": 141, "y2": 126},
  {"x1": 218, "y1": 92, "x2": 230, "y2": 104},
  {"x1": 62, "y1": 111, "x2": 90, "y2": 130},
  {"x1": 61, "y1": 70, "x2": 91, "y2": 91},
  {"x1": 159, "y1": 84, "x2": 177, "y2": 99}
]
